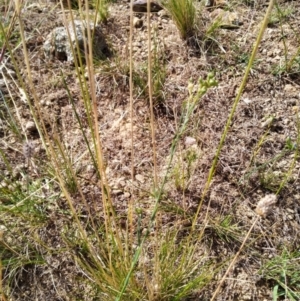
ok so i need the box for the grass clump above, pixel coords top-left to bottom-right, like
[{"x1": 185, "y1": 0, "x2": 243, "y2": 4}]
[
  {"x1": 2, "y1": 0, "x2": 300, "y2": 299},
  {"x1": 163, "y1": 0, "x2": 196, "y2": 39},
  {"x1": 134, "y1": 59, "x2": 166, "y2": 105},
  {"x1": 93, "y1": 0, "x2": 112, "y2": 23},
  {"x1": 260, "y1": 249, "x2": 300, "y2": 301},
  {"x1": 207, "y1": 215, "x2": 241, "y2": 244},
  {"x1": 133, "y1": 30, "x2": 166, "y2": 105},
  {"x1": 268, "y1": 3, "x2": 294, "y2": 27}
]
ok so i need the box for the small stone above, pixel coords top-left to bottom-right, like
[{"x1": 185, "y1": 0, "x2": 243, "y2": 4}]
[
  {"x1": 282, "y1": 118, "x2": 289, "y2": 125},
  {"x1": 86, "y1": 164, "x2": 95, "y2": 172},
  {"x1": 119, "y1": 180, "x2": 126, "y2": 187},
  {"x1": 216, "y1": 0, "x2": 228, "y2": 7},
  {"x1": 133, "y1": 41, "x2": 142, "y2": 48},
  {"x1": 135, "y1": 174, "x2": 145, "y2": 183},
  {"x1": 205, "y1": 0, "x2": 215, "y2": 7},
  {"x1": 261, "y1": 117, "x2": 273, "y2": 128},
  {"x1": 210, "y1": 9, "x2": 242, "y2": 29},
  {"x1": 184, "y1": 136, "x2": 197, "y2": 147},
  {"x1": 0, "y1": 225, "x2": 7, "y2": 232},
  {"x1": 26, "y1": 3, "x2": 43, "y2": 13},
  {"x1": 242, "y1": 97, "x2": 252, "y2": 104},
  {"x1": 133, "y1": 17, "x2": 143, "y2": 28},
  {"x1": 132, "y1": 0, "x2": 163, "y2": 13},
  {"x1": 157, "y1": 9, "x2": 168, "y2": 18},
  {"x1": 284, "y1": 84, "x2": 297, "y2": 93},
  {"x1": 0, "y1": 181, "x2": 8, "y2": 188},
  {"x1": 287, "y1": 98, "x2": 297, "y2": 106},
  {"x1": 112, "y1": 189, "x2": 123, "y2": 196},
  {"x1": 25, "y1": 121, "x2": 37, "y2": 132},
  {"x1": 123, "y1": 192, "x2": 131, "y2": 199}
]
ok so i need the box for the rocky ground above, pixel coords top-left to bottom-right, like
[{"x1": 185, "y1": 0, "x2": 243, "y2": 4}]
[{"x1": 0, "y1": 0, "x2": 300, "y2": 300}]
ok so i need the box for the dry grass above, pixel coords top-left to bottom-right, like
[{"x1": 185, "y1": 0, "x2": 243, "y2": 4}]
[{"x1": 0, "y1": 0, "x2": 300, "y2": 300}]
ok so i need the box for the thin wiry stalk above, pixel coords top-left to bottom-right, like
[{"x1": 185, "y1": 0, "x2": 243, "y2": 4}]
[
  {"x1": 116, "y1": 76, "x2": 216, "y2": 300},
  {"x1": 0, "y1": 7, "x2": 17, "y2": 64},
  {"x1": 44, "y1": 138, "x2": 110, "y2": 286},
  {"x1": 49, "y1": 151, "x2": 108, "y2": 277},
  {"x1": 276, "y1": 114, "x2": 300, "y2": 195},
  {"x1": 84, "y1": 0, "x2": 125, "y2": 262},
  {"x1": 147, "y1": 0, "x2": 160, "y2": 290},
  {"x1": 60, "y1": 72, "x2": 99, "y2": 178},
  {"x1": 210, "y1": 216, "x2": 259, "y2": 301},
  {"x1": 212, "y1": 194, "x2": 278, "y2": 300},
  {"x1": 61, "y1": 0, "x2": 96, "y2": 144},
  {"x1": 17, "y1": 0, "x2": 124, "y2": 293},
  {"x1": 192, "y1": 0, "x2": 276, "y2": 234},
  {"x1": 128, "y1": 0, "x2": 135, "y2": 258},
  {"x1": 247, "y1": 126, "x2": 271, "y2": 169},
  {"x1": 0, "y1": 258, "x2": 7, "y2": 301},
  {"x1": 52, "y1": 3, "x2": 113, "y2": 261},
  {"x1": 0, "y1": 86, "x2": 22, "y2": 139},
  {"x1": 115, "y1": 1, "x2": 137, "y2": 297},
  {"x1": 209, "y1": 4, "x2": 277, "y2": 298},
  {"x1": 12, "y1": 1, "x2": 48, "y2": 152},
  {"x1": 147, "y1": 0, "x2": 158, "y2": 187},
  {"x1": 0, "y1": 13, "x2": 32, "y2": 141}
]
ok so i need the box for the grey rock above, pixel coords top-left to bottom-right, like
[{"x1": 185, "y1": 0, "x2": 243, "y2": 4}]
[
  {"x1": 132, "y1": 0, "x2": 163, "y2": 13},
  {"x1": 43, "y1": 20, "x2": 108, "y2": 63}
]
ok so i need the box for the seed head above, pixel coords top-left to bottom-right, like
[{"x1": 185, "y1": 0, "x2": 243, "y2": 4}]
[
  {"x1": 255, "y1": 194, "x2": 277, "y2": 218},
  {"x1": 23, "y1": 141, "x2": 35, "y2": 159}
]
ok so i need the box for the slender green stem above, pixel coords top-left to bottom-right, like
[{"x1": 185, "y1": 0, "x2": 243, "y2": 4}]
[{"x1": 192, "y1": 0, "x2": 276, "y2": 232}]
